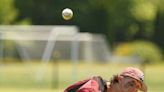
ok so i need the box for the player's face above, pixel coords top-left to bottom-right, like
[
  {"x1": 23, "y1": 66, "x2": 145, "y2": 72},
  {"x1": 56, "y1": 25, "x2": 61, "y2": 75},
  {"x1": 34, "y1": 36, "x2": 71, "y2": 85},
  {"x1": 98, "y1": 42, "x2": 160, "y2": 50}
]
[{"x1": 120, "y1": 76, "x2": 141, "y2": 92}]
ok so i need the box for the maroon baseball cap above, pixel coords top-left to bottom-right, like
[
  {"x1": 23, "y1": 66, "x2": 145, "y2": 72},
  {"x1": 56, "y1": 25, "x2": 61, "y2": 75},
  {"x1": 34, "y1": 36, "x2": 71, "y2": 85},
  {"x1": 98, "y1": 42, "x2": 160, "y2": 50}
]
[{"x1": 120, "y1": 67, "x2": 147, "y2": 92}]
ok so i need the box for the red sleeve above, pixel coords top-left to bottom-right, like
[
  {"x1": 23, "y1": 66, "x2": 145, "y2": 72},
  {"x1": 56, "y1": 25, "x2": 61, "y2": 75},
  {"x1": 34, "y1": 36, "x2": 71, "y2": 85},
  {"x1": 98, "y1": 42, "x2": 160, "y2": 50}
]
[{"x1": 77, "y1": 79, "x2": 99, "y2": 92}]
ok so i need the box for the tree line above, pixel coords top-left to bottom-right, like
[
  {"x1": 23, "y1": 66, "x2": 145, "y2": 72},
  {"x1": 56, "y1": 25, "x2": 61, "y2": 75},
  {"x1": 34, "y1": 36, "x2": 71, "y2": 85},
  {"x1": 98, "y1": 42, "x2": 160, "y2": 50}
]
[{"x1": 0, "y1": 0, "x2": 164, "y2": 54}]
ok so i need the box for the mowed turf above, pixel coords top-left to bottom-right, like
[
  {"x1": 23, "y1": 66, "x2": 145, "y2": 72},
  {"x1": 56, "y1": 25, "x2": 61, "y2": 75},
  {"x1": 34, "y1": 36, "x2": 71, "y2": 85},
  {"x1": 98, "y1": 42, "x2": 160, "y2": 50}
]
[{"x1": 0, "y1": 61, "x2": 163, "y2": 92}]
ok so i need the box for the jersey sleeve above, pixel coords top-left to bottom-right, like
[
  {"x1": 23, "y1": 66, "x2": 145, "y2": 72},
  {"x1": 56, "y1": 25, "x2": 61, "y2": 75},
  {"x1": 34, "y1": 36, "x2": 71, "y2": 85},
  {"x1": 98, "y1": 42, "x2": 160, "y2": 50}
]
[{"x1": 77, "y1": 79, "x2": 99, "y2": 92}]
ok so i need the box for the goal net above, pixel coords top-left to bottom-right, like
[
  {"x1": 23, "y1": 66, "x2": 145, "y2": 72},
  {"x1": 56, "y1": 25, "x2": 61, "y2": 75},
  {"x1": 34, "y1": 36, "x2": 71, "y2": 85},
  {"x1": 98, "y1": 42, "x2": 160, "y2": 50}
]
[{"x1": 0, "y1": 25, "x2": 111, "y2": 90}]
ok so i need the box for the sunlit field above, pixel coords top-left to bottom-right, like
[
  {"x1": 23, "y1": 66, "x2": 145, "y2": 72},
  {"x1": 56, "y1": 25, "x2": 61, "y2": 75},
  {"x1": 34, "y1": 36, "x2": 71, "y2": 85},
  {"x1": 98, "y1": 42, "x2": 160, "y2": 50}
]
[{"x1": 0, "y1": 61, "x2": 163, "y2": 92}]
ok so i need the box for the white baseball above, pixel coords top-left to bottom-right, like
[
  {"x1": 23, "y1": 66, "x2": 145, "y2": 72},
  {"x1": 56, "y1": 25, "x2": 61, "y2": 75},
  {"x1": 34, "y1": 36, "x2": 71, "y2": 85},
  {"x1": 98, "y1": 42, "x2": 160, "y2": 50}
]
[{"x1": 62, "y1": 8, "x2": 73, "y2": 20}]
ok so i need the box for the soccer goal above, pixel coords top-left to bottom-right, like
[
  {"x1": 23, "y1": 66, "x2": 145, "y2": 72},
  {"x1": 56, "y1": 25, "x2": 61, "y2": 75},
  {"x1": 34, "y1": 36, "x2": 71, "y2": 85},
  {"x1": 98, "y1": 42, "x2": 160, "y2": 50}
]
[{"x1": 0, "y1": 25, "x2": 111, "y2": 90}]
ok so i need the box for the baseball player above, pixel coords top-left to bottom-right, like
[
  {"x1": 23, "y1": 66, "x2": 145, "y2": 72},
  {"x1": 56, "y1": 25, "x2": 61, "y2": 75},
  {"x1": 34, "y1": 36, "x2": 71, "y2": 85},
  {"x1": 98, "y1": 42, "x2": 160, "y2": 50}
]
[{"x1": 64, "y1": 67, "x2": 147, "y2": 92}]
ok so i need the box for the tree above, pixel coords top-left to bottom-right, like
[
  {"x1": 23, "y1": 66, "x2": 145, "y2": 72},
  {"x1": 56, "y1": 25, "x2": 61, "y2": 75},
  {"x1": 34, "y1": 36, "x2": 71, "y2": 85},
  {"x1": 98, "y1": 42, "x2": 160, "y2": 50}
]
[
  {"x1": 14, "y1": 0, "x2": 164, "y2": 54},
  {"x1": 0, "y1": 0, "x2": 17, "y2": 24}
]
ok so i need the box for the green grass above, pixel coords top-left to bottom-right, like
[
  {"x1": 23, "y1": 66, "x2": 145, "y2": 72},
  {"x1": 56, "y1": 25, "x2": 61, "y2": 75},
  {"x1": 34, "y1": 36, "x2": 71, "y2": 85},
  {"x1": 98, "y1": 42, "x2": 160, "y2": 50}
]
[{"x1": 0, "y1": 62, "x2": 164, "y2": 92}]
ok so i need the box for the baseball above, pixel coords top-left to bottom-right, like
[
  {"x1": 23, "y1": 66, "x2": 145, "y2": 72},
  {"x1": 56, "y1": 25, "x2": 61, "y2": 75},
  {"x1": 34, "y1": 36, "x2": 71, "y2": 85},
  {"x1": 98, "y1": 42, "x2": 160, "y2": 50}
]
[{"x1": 62, "y1": 8, "x2": 73, "y2": 20}]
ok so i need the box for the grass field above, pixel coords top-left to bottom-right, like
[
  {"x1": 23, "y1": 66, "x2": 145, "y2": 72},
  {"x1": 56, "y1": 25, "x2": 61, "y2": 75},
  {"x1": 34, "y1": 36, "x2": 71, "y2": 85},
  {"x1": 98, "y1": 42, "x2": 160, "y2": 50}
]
[{"x1": 0, "y1": 61, "x2": 163, "y2": 92}]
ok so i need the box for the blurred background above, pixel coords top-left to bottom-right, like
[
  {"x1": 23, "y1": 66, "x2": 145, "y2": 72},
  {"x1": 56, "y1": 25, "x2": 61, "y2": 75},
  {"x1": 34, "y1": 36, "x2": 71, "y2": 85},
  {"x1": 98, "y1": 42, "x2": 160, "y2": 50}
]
[{"x1": 0, "y1": 0, "x2": 163, "y2": 92}]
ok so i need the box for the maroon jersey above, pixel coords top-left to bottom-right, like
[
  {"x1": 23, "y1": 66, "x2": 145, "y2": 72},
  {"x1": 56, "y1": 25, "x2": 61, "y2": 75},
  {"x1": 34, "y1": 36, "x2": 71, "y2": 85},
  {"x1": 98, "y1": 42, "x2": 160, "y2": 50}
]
[{"x1": 64, "y1": 76, "x2": 106, "y2": 92}]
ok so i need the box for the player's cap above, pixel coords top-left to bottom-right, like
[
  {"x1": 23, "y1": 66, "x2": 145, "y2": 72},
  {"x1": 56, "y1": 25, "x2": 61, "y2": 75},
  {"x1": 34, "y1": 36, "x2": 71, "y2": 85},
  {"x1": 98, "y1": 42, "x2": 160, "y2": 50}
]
[{"x1": 120, "y1": 67, "x2": 147, "y2": 92}]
